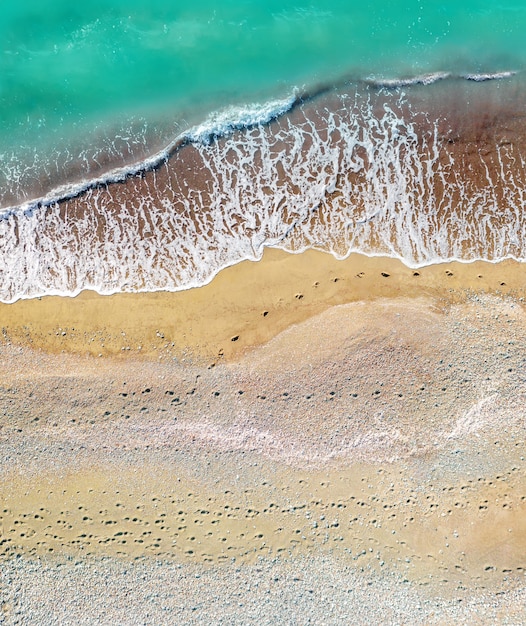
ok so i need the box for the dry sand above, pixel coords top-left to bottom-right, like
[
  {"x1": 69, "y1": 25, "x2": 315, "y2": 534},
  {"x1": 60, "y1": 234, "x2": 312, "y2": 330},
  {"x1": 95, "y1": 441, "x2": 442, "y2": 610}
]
[{"x1": 1, "y1": 250, "x2": 526, "y2": 624}]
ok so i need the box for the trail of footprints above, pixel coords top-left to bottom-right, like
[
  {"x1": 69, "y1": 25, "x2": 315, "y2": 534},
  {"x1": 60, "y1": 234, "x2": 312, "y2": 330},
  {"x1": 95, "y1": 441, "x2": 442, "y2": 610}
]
[
  {"x1": 1, "y1": 466, "x2": 525, "y2": 593},
  {"x1": 0, "y1": 268, "x2": 515, "y2": 364},
  {"x1": 227, "y1": 267, "x2": 514, "y2": 348}
]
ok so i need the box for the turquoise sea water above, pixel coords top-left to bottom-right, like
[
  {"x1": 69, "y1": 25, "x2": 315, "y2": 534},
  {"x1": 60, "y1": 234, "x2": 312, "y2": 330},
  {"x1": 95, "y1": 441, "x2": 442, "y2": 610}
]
[
  {"x1": 2, "y1": 1, "x2": 525, "y2": 203},
  {"x1": 1, "y1": 2, "x2": 526, "y2": 301}
]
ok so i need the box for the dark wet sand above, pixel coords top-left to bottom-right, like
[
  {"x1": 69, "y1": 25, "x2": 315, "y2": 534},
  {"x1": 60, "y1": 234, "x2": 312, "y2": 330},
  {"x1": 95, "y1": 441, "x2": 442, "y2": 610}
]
[{"x1": 3, "y1": 77, "x2": 526, "y2": 305}]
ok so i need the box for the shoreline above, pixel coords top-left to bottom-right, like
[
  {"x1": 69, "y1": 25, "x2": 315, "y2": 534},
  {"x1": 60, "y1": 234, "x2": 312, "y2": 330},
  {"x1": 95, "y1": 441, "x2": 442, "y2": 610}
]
[
  {"x1": 1, "y1": 72, "x2": 520, "y2": 215},
  {"x1": 1, "y1": 248, "x2": 524, "y2": 362},
  {"x1": 3, "y1": 76, "x2": 526, "y2": 303}
]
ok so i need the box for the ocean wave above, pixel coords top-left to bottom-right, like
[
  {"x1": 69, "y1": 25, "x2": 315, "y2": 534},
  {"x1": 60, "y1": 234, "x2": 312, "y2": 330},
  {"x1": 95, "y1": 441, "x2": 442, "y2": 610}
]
[
  {"x1": 183, "y1": 95, "x2": 298, "y2": 143},
  {"x1": 1, "y1": 77, "x2": 526, "y2": 303},
  {"x1": 365, "y1": 72, "x2": 451, "y2": 88},
  {"x1": 366, "y1": 70, "x2": 519, "y2": 89},
  {"x1": 1, "y1": 71, "x2": 521, "y2": 218},
  {"x1": 0, "y1": 94, "x2": 298, "y2": 220}
]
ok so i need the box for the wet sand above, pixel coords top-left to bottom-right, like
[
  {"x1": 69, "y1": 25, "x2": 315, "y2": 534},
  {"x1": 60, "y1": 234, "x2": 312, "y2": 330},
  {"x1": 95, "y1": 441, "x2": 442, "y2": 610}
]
[
  {"x1": 1, "y1": 247, "x2": 524, "y2": 362},
  {"x1": 1, "y1": 250, "x2": 526, "y2": 623},
  {"x1": 3, "y1": 77, "x2": 526, "y2": 306}
]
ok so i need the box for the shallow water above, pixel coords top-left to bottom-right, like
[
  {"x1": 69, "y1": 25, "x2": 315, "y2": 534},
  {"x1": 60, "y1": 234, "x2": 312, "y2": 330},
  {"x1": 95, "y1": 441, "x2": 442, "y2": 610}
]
[{"x1": 1, "y1": 2, "x2": 526, "y2": 301}]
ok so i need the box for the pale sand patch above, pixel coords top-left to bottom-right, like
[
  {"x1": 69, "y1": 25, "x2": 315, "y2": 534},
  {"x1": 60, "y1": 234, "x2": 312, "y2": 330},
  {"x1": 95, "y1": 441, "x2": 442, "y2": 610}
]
[
  {"x1": 0, "y1": 249, "x2": 523, "y2": 362},
  {"x1": 2, "y1": 295, "x2": 525, "y2": 468}
]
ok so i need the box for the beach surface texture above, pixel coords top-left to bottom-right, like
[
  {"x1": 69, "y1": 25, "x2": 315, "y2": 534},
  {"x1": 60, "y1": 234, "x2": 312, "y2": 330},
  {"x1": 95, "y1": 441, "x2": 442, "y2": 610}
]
[
  {"x1": 2, "y1": 2, "x2": 526, "y2": 624},
  {"x1": 2, "y1": 252, "x2": 526, "y2": 624}
]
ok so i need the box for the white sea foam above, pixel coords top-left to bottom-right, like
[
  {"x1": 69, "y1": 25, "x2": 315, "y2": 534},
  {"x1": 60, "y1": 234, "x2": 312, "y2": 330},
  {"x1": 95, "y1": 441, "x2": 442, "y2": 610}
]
[
  {"x1": 367, "y1": 70, "x2": 518, "y2": 88},
  {"x1": 365, "y1": 72, "x2": 451, "y2": 88},
  {"x1": 461, "y1": 70, "x2": 517, "y2": 81},
  {"x1": 0, "y1": 119, "x2": 157, "y2": 213},
  {"x1": 1, "y1": 84, "x2": 526, "y2": 303},
  {"x1": 185, "y1": 95, "x2": 298, "y2": 144}
]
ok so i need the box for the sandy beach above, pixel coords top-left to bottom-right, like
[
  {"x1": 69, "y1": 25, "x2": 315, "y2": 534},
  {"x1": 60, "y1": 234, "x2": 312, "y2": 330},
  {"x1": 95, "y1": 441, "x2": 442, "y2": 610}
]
[
  {"x1": 3, "y1": 3, "x2": 526, "y2": 624},
  {"x1": 2, "y1": 249, "x2": 526, "y2": 624}
]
